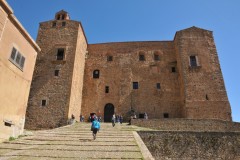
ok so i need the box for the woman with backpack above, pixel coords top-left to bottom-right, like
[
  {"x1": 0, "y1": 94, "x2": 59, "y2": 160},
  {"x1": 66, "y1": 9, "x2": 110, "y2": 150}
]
[{"x1": 91, "y1": 117, "x2": 100, "y2": 140}]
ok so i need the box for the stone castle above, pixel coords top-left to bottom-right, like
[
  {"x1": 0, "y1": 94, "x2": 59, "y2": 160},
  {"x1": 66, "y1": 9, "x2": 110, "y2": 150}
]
[{"x1": 25, "y1": 10, "x2": 232, "y2": 129}]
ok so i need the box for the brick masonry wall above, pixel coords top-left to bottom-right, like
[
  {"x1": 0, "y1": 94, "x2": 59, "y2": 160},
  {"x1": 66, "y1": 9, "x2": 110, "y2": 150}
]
[
  {"x1": 138, "y1": 131, "x2": 240, "y2": 160},
  {"x1": 81, "y1": 41, "x2": 182, "y2": 121},
  {"x1": 174, "y1": 27, "x2": 232, "y2": 121},
  {"x1": 25, "y1": 19, "x2": 86, "y2": 129},
  {"x1": 132, "y1": 119, "x2": 240, "y2": 132}
]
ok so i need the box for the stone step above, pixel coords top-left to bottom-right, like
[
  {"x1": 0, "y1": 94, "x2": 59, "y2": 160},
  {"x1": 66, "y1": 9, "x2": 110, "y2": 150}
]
[
  {"x1": 0, "y1": 156, "x2": 143, "y2": 160},
  {"x1": 33, "y1": 134, "x2": 134, "y2": 137},
  {"x1": 0, "y1": 123, "x2": 154, "y2": 159},
  {"x1": 0, "y1": 150, "x2": 143, "y2": 159},
  {"x1": 22, "y1": 137, "x2": 135, "y2": 142},
  {"x1": 0, "y1": 144, "x2": 140, "y2": 151},
  {"x1": 35, "y1": 131, "x2": 133, "y2": 135},
  {"x1": 4, "y1": 141, "x2": 138, "y2": 146}
]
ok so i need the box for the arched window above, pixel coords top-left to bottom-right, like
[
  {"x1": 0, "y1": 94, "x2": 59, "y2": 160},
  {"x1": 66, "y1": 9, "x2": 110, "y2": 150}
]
[
  {"x1": 153, "y1": 51, "x2": 161, "y2": 61},
  {"x1": 93, "y1": 70, "x2": 100, "y2": 78},
  {"x1": 139, "y1": 51, "x2": 145, "y2": 61}
]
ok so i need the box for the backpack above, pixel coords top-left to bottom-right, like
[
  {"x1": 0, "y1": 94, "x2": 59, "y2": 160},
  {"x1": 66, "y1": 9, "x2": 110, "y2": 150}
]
[{"x1": 92, "y1": 120, "x2": 100, "y2": 130}]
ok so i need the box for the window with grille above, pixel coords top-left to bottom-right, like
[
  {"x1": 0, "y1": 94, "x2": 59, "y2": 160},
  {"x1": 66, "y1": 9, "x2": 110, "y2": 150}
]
[
  {"x1": 105, "y1": 86, "x2": 109, "y2": 93},
  {"x1": 9, "y1": 47, "x2": 26, "y2": 70},
  {"x1": 190, "y1": 56, "x2": 197, "y2": 67},
  {"x1": 41, "y1": 100, "x2": 47, "y2": 107}
]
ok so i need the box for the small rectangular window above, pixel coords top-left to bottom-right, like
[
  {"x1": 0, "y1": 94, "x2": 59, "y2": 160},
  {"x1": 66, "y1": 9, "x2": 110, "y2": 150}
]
[
  {"x1": 154, "y1": 54, "x2": 160, "y2": 61},
  {"x1": 190, "y1": 56, "x2": 197, "y2": 67},
  {"x1": 139, "y1": 55, "x2": 145, "y2": 61},
  {"x1": 62, "y1": 22, "x2": 66, "y2": 27},
  {"x1": 105, "y1": 86, "x2": 109, "y2": 93},
  {"x1": 156, "y1": 83, "x2": 161, "y2": 89},
  {"x1": 163, "y1": 113, "x2": 169, "y2": 118},
  {"x1": 55, "y1": 70, "x2": 59, "y2": 76},
  {"x1": 172, "y1": 67, "x2": 176, "y2": 73},
  {"x1": 57, "y1": 48, "x2": 64, "y2": 60},
  {"x1": 41, "y1": 100, "x2": 47, "y2": 106},
  {"x1": 107, "y1": 56, "x2": 113, "y2": 61},
  {"x1": 52, "y1": 22, "x2": 56, "y2": 27},
  {"x1": 9, "y1": 47, "x2": 25, "y2": 70},
  {"x1": 133, "y1": 82, "x2": 139, "y2": 89}
]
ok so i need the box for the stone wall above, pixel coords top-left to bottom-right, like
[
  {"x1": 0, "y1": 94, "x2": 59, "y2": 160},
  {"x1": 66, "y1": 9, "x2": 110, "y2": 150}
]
[
  {"x1": 68, "y1": 23, "x2": 87, "y2": 120},
  {"x1": 138, "y1": 131, "x2": 240, "y2": 160},
  {"x1": 132, "y1": 119, "x2": 240, "y2": 132},
  {"x1": 174, "y1": 27, "x2": 232, "y2": 121},
  {"x1": 25, "y1": 18, "x2": 87, "y2": 129},
  {"x1": 81, "y1": 41, "x2": 182, "y2": 121}
]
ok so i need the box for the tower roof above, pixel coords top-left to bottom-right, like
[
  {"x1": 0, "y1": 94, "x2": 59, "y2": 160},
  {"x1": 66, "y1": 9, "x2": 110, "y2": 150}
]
[{"x1": 55, "y1": 10, "x2": 70, "y2": 20}]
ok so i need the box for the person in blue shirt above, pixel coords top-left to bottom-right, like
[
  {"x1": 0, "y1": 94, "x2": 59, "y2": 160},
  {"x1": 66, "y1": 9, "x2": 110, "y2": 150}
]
[{"x1": 91, "y1": 117, "x2": 100, "y2": 140}]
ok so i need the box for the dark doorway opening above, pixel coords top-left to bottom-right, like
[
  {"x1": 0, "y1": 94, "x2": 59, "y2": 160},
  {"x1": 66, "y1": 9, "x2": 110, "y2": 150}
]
[
  {"x1": 163, "y1": 113, "x2": 169, "y2": 118},
  {"x1": 139, "y1": 113, "x2": 144, "y2": 119},
  {"x1": 104, "y1": 103, "x2": 114, "y2": 122}
]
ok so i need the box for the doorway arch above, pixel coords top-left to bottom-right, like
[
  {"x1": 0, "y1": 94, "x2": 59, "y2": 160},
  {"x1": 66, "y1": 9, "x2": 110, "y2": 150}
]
[{"x1": 104, "y1": 103, "x2": 114, "y2": 122}]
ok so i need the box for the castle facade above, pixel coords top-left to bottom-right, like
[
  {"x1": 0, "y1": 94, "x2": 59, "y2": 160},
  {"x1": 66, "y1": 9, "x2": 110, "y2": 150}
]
[{"x1": 25, "y1": 10, "x2": 232, "y2": 129}]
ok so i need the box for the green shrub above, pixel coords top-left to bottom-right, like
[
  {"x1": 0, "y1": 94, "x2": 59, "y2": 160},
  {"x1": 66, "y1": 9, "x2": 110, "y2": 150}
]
[{"x1": 9, "y1": 136, "x2": 16, "y2": 141}]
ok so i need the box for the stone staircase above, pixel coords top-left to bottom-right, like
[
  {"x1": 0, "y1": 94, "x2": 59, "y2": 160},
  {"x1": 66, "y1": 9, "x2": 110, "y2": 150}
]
[{"x1": 0, "y1": 123, "x2": 154, "y2": 160}]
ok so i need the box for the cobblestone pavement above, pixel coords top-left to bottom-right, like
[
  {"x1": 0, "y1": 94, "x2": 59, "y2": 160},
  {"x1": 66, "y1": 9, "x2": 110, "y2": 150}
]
[{"x1": 0, "y1": 123, "x2": 154, "y2": 160}]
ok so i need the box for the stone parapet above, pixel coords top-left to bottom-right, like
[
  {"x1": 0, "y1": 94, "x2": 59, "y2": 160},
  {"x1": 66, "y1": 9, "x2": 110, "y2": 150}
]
[{"x1": 132, "y1": 119, "x2": 240, "y2": 132}]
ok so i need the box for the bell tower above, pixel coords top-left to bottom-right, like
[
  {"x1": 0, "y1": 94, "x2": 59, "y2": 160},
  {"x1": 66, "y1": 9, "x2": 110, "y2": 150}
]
[
  {"x1": 25, "y1": 10, "x2": 88, "y2": 129},
  {"x1": 55, "y1": 10, "x2": 70, "y2": 20}
]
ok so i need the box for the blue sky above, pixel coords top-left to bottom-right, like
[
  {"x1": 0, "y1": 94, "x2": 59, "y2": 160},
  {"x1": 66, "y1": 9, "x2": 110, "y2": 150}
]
[{"x1": 7, "y1": 0, "x2": 239, "y2": 122}]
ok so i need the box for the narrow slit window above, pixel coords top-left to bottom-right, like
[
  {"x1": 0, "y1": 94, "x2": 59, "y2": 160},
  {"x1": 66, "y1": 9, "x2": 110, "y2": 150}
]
[
  {"x1": 57, "y1": 48, "x2": 64, "y2": 60},
  {"x1": 206, "y1": 94, "x2": 209, "y2": 100},
  {"x1": 156, "y1": 83, "x2": 161, "y2": 89},
  {"x1": 105, "y1": 86, "x2": 109, "y2": 93}
]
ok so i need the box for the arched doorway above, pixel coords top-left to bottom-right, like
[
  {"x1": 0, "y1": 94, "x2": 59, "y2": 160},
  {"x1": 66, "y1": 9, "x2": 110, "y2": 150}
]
[{"x1": 104, "y1": 103, "x2": 114, "y2": 122}]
